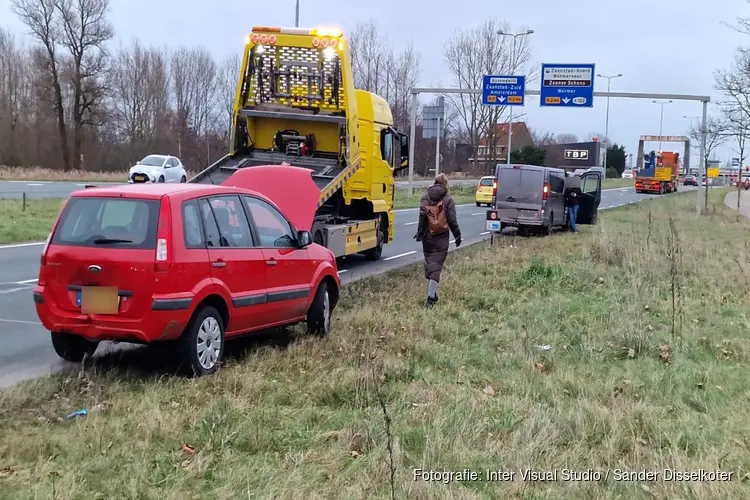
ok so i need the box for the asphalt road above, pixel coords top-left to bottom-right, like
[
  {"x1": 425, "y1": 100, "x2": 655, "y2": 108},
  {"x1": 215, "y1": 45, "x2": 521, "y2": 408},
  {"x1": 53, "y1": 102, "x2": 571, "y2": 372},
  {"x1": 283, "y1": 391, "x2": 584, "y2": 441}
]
[
  {"x1": 0, "y1": 178, "x2": 480, "y2": 199},
  {"x1": 0, "y1": 186, "x2": 692, "y2": 388}
]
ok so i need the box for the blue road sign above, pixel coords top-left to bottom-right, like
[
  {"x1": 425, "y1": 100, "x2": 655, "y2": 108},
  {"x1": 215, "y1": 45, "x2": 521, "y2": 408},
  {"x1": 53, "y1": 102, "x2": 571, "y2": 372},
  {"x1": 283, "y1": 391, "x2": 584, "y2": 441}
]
[
  {"x1": 482, "y1": 75, "x2": 525, "y2": 106},
  {"x1": 732, "y1": 157, "x2": 740, "y2": 167},
  {"x1": 539, "y1": 63, "x2": 595, "y2": 108}
]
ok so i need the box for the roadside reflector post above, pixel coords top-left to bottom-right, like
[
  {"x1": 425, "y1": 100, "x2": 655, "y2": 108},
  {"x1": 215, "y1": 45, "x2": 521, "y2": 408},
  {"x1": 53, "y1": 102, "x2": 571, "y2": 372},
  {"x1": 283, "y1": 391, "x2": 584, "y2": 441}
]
[{"x1": 22, "y1": 192, "x2": 26, "y2": 211}]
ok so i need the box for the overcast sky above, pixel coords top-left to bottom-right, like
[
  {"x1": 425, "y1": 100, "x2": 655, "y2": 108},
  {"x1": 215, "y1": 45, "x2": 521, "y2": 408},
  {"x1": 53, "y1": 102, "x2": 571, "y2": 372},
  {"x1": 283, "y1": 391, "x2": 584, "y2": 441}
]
[{"x1": 2, "y1": 0, "x2": 749, "y2": 166}]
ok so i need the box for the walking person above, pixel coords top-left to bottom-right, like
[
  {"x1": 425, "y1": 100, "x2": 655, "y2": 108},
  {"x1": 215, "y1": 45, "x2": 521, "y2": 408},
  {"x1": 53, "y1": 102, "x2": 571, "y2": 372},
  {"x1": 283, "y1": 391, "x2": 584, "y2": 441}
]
[
  {"x1": 414, "y1": 174, "x2": 462, "y2": 307},
  {"x1": 564, "y1": 177, "x2": 583, "y2": 233}
]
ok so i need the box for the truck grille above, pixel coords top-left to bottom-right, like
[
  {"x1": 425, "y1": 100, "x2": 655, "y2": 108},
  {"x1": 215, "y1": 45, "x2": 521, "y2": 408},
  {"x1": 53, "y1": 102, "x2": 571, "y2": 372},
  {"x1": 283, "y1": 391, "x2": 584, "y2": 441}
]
[{"x1": 249, "y1": 46, "x2": 346, "y2": 111}]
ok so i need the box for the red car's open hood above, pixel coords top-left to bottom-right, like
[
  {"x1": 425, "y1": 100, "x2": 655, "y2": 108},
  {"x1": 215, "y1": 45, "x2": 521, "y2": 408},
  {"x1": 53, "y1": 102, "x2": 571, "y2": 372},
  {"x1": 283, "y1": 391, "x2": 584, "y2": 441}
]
[{"x1": 222, "y1": 165, "x2": 319, "y2": 231}]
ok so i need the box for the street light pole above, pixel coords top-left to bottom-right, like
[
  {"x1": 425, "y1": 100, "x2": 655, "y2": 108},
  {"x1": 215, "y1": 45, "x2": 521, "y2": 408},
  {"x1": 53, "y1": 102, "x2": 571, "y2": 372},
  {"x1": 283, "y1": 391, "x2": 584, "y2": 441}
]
[
  {"x1": 497, "y1": 29, "x2": 534, "y2": 164},
  {"x1": 653, "y1": 99, "x2": 673, "y2": 150},
  {"x1": 596, "y1": 73, "x2": 622, "y2": 179},
  {"x1": 295, "y1": 0, "x2": 299, "y2": 27}
]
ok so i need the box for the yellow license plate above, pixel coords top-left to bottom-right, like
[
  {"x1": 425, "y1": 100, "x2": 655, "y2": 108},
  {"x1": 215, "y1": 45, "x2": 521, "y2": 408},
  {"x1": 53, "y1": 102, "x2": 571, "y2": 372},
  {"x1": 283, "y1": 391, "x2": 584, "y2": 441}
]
[
  {"x1": 135, "y1": 175, "x2": 146, "y2": 181},
  {"x1": 81, "y1": 286, "x2": 120, "y2": 315}
]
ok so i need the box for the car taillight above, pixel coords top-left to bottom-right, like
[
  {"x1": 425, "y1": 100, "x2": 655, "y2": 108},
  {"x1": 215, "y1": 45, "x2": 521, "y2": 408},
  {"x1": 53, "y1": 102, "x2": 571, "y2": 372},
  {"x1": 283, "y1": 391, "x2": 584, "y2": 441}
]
[
  {"x1": 542, "y1": 182, "x2": 549, "y2": 201},
  {"x1": 492, "y1": 181, "x2": 497, "y2": 197},
  {"x1": 155, "y1": 196, "x2": 172, "y2": 272}
]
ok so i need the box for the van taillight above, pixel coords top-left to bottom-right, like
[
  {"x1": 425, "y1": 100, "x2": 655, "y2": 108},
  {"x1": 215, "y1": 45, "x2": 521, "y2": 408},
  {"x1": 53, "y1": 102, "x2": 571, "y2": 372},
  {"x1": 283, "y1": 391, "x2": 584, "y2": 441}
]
[
  {"x1": 542, "y1": 182, "x2": 549, "y2": 201},
  {"x1": 492, "y1": 181, "x2": 497, "y2": 197},
  {"x1": 155, "y1": 197, "x2": 172, "y2": 272}
]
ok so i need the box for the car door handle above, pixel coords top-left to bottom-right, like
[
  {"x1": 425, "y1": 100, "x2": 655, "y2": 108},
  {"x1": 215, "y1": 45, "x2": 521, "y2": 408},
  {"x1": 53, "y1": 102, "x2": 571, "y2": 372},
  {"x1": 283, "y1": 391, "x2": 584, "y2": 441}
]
[
  {"x1": 266, "y1": 259, "x2": 277, "y2": 266},
  {"x1": 211, "y1": 260, "x2": 226, "y2": 268},
  {"x1": 506, "y1": 196, "x2": 516, "y2": 201}
]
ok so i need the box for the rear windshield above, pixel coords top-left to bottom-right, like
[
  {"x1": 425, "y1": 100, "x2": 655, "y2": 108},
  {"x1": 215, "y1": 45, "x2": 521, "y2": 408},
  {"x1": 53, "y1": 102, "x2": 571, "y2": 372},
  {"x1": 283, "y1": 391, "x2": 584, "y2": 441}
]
[
  {"x1": 51, "y1": 196, "x2": 160, "y2": 249},
  {"x1": 479, "y1": 177, "x2": 494, "y2": 186},
  {"x1": 520, "y1": 169, "x2": 543, "y2": 194}
]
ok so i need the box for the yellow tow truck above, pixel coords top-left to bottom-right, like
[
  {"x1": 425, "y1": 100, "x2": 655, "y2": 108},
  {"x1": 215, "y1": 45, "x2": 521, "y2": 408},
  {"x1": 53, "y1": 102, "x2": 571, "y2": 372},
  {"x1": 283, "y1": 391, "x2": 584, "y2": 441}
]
[{"x1": 191, "y1": 26, "x2": 410, "y2": 261}]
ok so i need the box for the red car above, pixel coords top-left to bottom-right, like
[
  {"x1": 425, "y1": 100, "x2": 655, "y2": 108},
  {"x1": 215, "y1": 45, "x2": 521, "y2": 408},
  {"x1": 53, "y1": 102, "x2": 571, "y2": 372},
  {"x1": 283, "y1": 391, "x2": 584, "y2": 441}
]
[{"x1": 34, "y1": 165, "x2": 340, "y2": 376}]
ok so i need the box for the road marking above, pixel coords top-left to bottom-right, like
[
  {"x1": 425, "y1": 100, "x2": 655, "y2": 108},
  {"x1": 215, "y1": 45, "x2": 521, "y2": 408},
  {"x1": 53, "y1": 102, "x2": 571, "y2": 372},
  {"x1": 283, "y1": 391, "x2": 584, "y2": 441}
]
[
  {"x1": 393, "y1": 203, "x2": 474, "y2": 214},
  {"x1": 26, "y1": 183, "x2": 45, "y2": 187},
  {"x1": 480, "y1": 231, "x2": 490, "y2": 235},
  {"x1": 0, "y1": 317, "x2": 42, "y2": 325},
  {"x1": 472, "y1": 212, "x2": 484, "y2": 216},
  {"x1": 404, "y1": 221, "x2": 418, "y2": 226},
  {"x1": 15, "y1": 278, "x2": 38, "y2": 284},
  {"x1": 0, "y1": 286, "x2": 34, "y2": 295},
  {"x1": 0, "y1": 241, "x2": 45, "y2": 250},
  {"x1": 337, "y1": 269, "x2": 348, "y2": 274},
  {"x1": 384, "y1": 250, "x2": 417, "y2": 261}
]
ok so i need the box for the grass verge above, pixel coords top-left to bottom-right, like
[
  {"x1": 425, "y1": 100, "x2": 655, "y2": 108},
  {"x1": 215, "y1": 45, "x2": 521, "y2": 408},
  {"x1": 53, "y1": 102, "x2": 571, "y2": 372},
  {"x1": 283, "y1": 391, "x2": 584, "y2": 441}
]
[
  {"x1": 603, "y1": 178, "x2": 634, "y2": 189},
  {"x1": 0, "y1": 198, "x2": 64, "y2": 244},
  {"x1": 0, "y1": 167, "x2": 128, "y2": 182},
  {"x1": 3, "y1": 189, "x2": 750, "y2": 499},
  {"x1": 395, "y1": 185, "x2": 477, "y2": 209}
]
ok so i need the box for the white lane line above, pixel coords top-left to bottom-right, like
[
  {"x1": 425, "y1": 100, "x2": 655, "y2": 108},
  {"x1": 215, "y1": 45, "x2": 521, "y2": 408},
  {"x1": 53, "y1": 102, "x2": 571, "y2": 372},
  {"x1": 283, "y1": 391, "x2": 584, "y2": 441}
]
[
  {"x1": 393, "y1": 203, "x2": 474, "y2": 214},
  {"x1": 15, "y1": 278, "x2": 38, "y2": 284},
  {"x1": 472, "y1": 212, "x2": 483, "y2": 216},
  {"x1": 0, "y1": 241, "x2": 45, "y2": 250},
  {"x1": 480, "y1": 231, "x2": 490, "y2": 235},
  {"x1": 0, "y1": 317, "x2": 42, "y2": 325},
  {"x1": 26, "y1": 183, "x2": 44, "y2": 187},
  {"x1": 404, "y1": 221, "x2": 418, "y2": 226},
  {"x1": 0, "y1": 287, "x2": 34, "y2": 295},
  {"x1": 384, "y1": 250, "x2": 417, "y2": 261},
  {"x1": 337, "y1": 269, "x2": 348, "y2": 274}
]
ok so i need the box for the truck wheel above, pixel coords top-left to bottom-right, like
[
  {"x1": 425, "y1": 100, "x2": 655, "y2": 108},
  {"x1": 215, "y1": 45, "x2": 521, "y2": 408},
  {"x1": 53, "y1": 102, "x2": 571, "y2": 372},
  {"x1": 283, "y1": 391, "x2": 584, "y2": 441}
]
[
  {"x1": 364, "y1": 224, "x2": 384, "y2": 261},
  {"x1": 51, "y1": 332, "x2": 99, "y2": 363}
]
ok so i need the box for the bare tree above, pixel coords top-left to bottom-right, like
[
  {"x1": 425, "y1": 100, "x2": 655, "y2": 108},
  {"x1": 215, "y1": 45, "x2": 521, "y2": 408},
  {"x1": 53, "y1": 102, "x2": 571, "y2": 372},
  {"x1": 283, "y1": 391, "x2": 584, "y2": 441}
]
[
  {"x1": 349, "y1": 19, "x2": 389, "y2": 95},
  {"x1": 555, "y1": 133, "x2": 578, "y2": 144},
  {"x1": 689, "y1": 116, "x2": 729, "y2": 163},
  {"x1": 0, "y1": 28, "x2": 34, "y2": 165},
  {"x1": 12, "y1": 0, "x2": 72, "y2": 171},
  {"x1": 55, "y1": 0, "x2": 113, "y2": 170},
  {"x1": 528, "y1": 128, "x2": 556, "y2": 146},
  {"x1": 443, "y1": 19, "x2": 534, "y2": 173},
  {"x1": 216, "y1": 53, "x2": 241, "y2": 142}
]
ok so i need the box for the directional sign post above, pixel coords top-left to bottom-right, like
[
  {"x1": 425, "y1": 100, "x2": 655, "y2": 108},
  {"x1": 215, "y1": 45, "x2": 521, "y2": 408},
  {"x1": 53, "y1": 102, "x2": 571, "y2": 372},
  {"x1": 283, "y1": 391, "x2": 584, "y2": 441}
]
[
  {"x1": 481, "y1": 75, "x2": 526, "y2": 106},
  {"x1": 539, "y1": 64, "x2": 595, "y2": 108}
]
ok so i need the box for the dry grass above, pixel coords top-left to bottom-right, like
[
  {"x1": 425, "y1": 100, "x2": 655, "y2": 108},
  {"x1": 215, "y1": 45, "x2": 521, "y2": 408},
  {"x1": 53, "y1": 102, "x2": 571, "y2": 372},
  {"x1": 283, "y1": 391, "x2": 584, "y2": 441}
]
[
  {"x1": 2, "y1": 190, "x2": 750, "y2": 499},
  {"x1": 0, "y1": 198, "x2": 65, "y2": 244},
  {"x1": 0, "y1": 166, "x2": 129, "y2": 182}
]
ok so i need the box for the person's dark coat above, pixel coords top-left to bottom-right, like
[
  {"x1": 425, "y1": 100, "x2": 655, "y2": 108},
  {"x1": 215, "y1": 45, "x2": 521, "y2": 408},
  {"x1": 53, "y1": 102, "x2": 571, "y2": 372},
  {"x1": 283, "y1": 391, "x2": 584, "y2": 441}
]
[
  {"x1": 416, "y1": 184, "x2": 461, "y2": 282},
  {"x1": 565, "y1": 186, "x2": 582, "y2": 206}
]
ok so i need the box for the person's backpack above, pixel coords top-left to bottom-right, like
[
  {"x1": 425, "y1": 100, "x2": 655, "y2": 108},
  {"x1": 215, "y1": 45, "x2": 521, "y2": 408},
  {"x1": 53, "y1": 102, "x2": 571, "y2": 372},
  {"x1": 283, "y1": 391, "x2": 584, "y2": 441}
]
[{"x1": 426, "y1": 199, "x2": 449, "y2": 235}]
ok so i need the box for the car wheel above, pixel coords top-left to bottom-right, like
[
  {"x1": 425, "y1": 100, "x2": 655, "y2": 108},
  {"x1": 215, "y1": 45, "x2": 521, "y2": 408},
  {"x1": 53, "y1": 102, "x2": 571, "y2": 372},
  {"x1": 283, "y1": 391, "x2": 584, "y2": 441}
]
[
  {"x1": 364, "y1": 223, "x2": 384, "y2": 261},
  {"x1": 51, "y1": 331, "x2": 99, "y2": 363},
  {"x1": 180, "y1": 175, "x2": 187, "y2": 183},
  {"x1": 158, "y1": 175, "x2": 165, "y2": 183},
  {"x1": 179, "y1": 305, "x2": 224, "y2": 377},
  {"x1": 476, "y1": 201, "x2": 481, "y2": 207},
  {"x1": 307, "y1": 281, "x2": 332, "y2": 336}
]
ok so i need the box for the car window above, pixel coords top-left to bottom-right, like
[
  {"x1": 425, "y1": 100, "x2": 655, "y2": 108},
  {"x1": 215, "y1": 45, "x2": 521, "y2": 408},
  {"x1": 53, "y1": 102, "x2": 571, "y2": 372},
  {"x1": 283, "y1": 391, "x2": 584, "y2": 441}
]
[
  {"x1": 199, "y1": 199, "x2": 221, "y2": 248},
  {"x1": 205, "y1": 196, "x2": 254, "y2": 248},
  {"x1": 479, "y1": 177, "x2": 494, "y2": 186},
  {"x1": 51, "y1": 197, "x2": 159, "y2": 249},
  {"x1": 139, "y1": 155, "x2": 165, "y2": 167},
  {"x1": 243, "y1": 196, "x2": 296, "y2": 248},
  {"x1": 583, "y1": 175, "x2": 599, "y2": 194},
  {"x1": 169, "y1": 158, "x2": 179, "y2": 167},
  {"x1": 182, "y1": 200, "x2": 204, "y2": 248},
  {"x1": 549, "y1": 172, "x2": 565, "y2": 193}
]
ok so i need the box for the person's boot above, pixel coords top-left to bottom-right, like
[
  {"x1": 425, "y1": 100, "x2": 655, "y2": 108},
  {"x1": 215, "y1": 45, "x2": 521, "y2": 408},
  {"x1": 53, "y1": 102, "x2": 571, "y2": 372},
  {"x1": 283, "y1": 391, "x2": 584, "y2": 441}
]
[{"x1": 426, "y1": 295, "x2": 437, "y2": 307}]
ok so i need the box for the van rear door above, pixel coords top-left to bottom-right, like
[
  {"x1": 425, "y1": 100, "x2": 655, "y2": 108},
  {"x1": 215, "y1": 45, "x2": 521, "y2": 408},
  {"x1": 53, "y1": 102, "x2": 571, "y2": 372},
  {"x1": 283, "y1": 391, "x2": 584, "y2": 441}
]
[
  {"x1": 43, "y1": 195, "x2": 160, "y2": 317},
  {"x1": 516, "y1": 167, "x2": 544, "y2": 221},
  {"x1": 494, "y1": 166, "x2": 521, "y2": 219}
]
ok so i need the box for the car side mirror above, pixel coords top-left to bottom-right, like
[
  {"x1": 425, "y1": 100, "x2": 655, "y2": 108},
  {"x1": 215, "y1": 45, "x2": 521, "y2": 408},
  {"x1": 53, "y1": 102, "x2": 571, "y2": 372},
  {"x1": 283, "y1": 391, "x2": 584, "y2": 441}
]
[{"x1": 297, "y1": 230, "x2": 312, "y2": 248}]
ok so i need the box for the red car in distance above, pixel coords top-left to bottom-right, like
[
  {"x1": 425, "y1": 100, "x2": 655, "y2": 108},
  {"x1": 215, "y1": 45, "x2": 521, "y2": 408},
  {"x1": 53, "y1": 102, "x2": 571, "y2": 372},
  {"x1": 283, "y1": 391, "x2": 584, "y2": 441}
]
[{"x1": 33, "y1": 166, "x2": 340, "y2": 376}]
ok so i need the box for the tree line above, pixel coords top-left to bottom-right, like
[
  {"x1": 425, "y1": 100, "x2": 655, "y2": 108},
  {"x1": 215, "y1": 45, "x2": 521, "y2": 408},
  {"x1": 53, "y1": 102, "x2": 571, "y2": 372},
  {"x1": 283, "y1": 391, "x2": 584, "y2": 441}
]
[{"x1": 0, "y1": 2, "x2": 591, "y2": 175}]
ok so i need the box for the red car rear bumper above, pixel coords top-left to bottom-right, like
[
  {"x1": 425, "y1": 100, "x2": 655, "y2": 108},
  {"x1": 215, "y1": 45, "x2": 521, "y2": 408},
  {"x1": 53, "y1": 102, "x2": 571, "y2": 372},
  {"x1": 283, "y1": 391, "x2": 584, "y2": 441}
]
[{"x1": 34, "y1": 286, "x2": 191, "y2": 344}]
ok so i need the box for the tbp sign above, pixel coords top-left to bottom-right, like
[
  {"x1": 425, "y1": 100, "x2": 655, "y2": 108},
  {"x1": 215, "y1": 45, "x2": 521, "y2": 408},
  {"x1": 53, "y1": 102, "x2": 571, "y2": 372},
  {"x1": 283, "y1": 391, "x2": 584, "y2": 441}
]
[{"x1": 564, "y1": 149, "x2": 589, "y2": 160}]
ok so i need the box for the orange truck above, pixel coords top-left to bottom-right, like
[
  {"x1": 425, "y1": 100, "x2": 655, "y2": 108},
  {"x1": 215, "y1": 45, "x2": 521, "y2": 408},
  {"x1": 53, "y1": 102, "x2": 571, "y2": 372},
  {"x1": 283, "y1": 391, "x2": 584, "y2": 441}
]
[{"x1": 635, "y1": 151, "x2": 679, "y2": 194}]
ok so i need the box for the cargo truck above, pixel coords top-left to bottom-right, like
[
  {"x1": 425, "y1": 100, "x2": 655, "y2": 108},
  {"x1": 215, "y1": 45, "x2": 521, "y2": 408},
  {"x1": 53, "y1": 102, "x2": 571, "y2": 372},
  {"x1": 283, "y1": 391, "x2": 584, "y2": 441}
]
[
  {"x1": 634, "y1": 151, "x2": 679, "y2": 194},
  {"x1": 190, "y1": 26, "x2": 410, "y2": 261}
]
